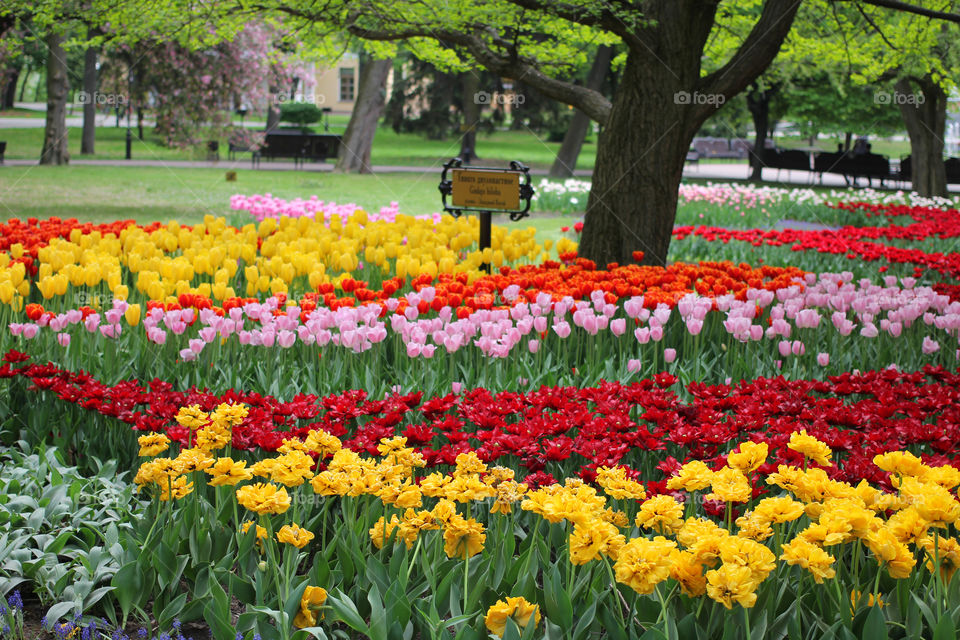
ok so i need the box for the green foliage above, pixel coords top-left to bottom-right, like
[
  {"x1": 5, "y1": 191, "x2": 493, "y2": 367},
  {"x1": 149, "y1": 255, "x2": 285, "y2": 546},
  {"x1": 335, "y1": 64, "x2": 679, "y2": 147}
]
[
  {"x1": 0, "y1": 442, "x2": 143, "y2": 625},
  {"x1": 279, "y1": 103, "x2": 323, "y2": 127}
]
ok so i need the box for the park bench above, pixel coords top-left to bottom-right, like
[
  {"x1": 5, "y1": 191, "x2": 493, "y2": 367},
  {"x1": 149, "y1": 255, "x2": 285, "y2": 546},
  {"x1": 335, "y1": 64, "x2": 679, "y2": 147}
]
[
  {"x1": 760, "y1": 148, "x2": 812, "y2": 180},
  {"x1": 896, "y1": 156, "x2": 960, "y2": 187},
  {"x1": 260, "y1": 131, "x2": 343, "y2": 168},
  {"x1": 813, "y1": 151, "x2": 892, "y2": 187},
  {"x1": 691, "y1": 137, "x2": 750, "y2": 160}
]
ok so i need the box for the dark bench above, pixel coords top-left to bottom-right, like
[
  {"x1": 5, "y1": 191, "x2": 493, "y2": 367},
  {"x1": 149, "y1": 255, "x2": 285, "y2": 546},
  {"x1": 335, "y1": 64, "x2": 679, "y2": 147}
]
[
  {"x1": 260, "y1": 131, "x2": 343, "y2": 168},
  {"x1": 897, "y1": 156, "x2": 960, "y2": 186},
  {"x1": 813, "y1": 151, "x2": 891, "y2": 187},
  {"x1": 760, "y1": 148, "x2": 811, "y2": 179},
  {"x1": 0, "y1": 141, "x2": 5, "y2": 165}
]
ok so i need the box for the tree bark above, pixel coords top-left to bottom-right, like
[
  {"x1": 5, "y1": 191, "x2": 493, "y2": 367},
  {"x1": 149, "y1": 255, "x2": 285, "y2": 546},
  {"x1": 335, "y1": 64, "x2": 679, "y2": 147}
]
[
  {"x1": 1, "y1": 69, "x2": 17, "y2": 109},
  {"x1": 549, "y1": 45, "x2": 612, "y2": 179},
  {"x1": 335, "y1": 57, "x2": 392, "y2": 173},
  {"x1": 81, "y1": 35, "x2": 98, "y2": 155},
  {"x1": 747, "y1": 83, "x2": 776, "y2": 181},
  {"x1": 17, "y1": 64, "x2": 30, "y2": 102},
  {"x1": 40, "y1": 31, "x2": 70, "y2": 166},
  {"x1": 579, "y1": 0, "x2": 799, "y2": 267},
  {"x1": 458, "y1": 72, "x2": 479, "y2": 163},
  {"x1": 896, "y1": 76, "x2": 947, "y2": 197}
]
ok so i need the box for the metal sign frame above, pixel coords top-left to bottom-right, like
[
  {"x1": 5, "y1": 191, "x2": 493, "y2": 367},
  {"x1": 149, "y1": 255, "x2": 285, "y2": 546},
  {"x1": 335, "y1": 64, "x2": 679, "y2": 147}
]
[
  {"x1": 438, "y1": 157, "x2": 536, "y2": 273},
  {"x1": 438, "y1": 157, "x2": 534, "y2": 222}
]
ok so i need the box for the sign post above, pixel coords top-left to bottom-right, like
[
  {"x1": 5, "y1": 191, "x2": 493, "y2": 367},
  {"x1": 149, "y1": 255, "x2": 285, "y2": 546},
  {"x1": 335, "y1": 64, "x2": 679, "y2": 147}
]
[{"x1": 438, "y1": 157, "x2": 534, "y2": 273}]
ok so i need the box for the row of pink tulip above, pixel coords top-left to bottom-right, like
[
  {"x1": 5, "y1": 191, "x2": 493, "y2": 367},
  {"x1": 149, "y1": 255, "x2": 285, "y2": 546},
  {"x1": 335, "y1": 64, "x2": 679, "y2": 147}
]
[
  {"x1": 228, "y1": 194, "x2": 443, "y2": 225},
  {"x1": 9, "y1": 273, "x2": 960, "y2": 369}
]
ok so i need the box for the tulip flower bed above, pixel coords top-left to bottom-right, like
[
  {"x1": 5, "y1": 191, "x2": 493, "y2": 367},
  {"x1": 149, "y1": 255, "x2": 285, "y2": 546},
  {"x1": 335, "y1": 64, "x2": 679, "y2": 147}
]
[
  {"x1": 674, "y1": 202, "x2": 960, "y2": 281},
  {"x1": 5, "y1": 347, "x2": 960, "y2": 487},
  {"x1": 2, "y1": 191, "x2": 960, "y2": 639},
  {"x1": 90, "y1": 403, "x2": 960, "y2": 640}
]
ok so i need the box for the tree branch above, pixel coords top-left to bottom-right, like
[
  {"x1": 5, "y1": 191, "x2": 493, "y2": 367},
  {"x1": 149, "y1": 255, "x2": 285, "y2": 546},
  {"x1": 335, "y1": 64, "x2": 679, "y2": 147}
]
[
  {"x1": 695, "y1": 0, "x2": 802, "y2": 124},
  {"x1": 502, "y1": 0, "x2": 641, "y2": 42},
  {"x1": 347, "y1": 22, "x2": 613, "y2": 123},
  {"x1": 840, "y1": 0, "x2": 960, "y2": 24}
]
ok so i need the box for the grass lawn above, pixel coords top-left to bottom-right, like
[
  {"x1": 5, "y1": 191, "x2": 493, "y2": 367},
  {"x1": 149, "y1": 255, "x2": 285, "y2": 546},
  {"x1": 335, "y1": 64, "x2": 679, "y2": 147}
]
[
  {"x1": 0, "y1": 165, "x2": 450, "y2": 224},
  {"x1": 0, "y1": 122, "x2": 598, "y2": 170},
  {"x1": 0, "y1": 165, "x2": 577, "y2": 246}
]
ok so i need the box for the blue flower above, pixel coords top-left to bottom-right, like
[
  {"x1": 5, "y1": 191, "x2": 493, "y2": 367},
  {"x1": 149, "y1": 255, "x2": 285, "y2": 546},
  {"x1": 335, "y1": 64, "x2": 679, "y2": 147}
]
[
  {"x1": 172, "y1": 619, "x2": 181, "y2": 631},
  {"x1": 137, "y1": 628, "x2": 148, "y2": 639},
  {"x1": 8, "y1": 591, "x2": 22, "y2": 609},
  {"x1": 235, "y1": 633, "x2": 244, "y2": 640}
]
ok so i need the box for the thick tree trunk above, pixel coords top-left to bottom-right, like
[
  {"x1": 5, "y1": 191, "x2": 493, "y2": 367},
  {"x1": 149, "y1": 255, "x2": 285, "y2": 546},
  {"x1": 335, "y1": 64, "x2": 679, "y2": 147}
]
[
  {"x1": 549, "y1": 45, "x2": 613, "y2": 179},
  {"x1": 335, "y1": 57, "x2": 392, "y2": 173},
  {"x1": 747, "y1": 83, "x2": 775, "y2": 181},
  {"x1": 578, "y1": 0, "x2": 799, "y2": 267},
  {"x1": 40, "y1": 32, "x2": 70, "y2": 166},
  {"x1": 896, "y1": 76, "x2": 947, "y2": 197},
  {"x1": 580, "y1": 52, "x2": 701, "y2": 267},
  {"x1": 81, "y1": 37, "x2": 98, "y2": 155},
  {"x1": 458, "y1": 72, "x2": 479, "y2": 163}
]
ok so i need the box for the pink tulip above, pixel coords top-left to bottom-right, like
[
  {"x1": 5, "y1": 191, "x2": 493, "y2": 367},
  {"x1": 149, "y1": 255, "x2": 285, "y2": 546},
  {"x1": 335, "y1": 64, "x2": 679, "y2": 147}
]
[
  {"x1": 278, "y1": 330, "x2": 296, "y2": 348},
  {"x1": 635, "y1": 327, "x2": 650, "y2": 344},
  {"x1": 778, "y1": 340, "x2": 791, "y2": 357},
  {"x1": 860, "y1": 323, "x2": 879, "y2": 338},
  {"x1": 189, "y1": 338, "x2": 205, "y2": 354},
  {"x1": 422, "y1": 344, "x2": 436, "y2": 358},
  {"x1": 553, "y1": 321, "x2": 571, "y2": 339},
  {"x1": 406, "y1": 343, "x2": 421, "y2": 357},
  {"x1": 817, "y1": 352, "x2": 829, "y2": 367},
  {"x1": 452, "y1": 382, "x2": 463, "y2": 394},
  {"x1": 664, "y1": 348, "x2": 676, "y2": 363},
  {"x1": 627, "y1": 358, "x2": 641, "y2": 374},
  {"x1": 528, "y1": 339, "x2": 540, "y2": 354},
  {"x1": 610, "y1": 318, "x2": 626, "y2": 337},
  {"x1": 179, "y1": 348, "x2": 197, "y2": 362},
  {"x1": 685, "y1": 318, "x2": 703, "y2": 336},
  {"x1": 791, "y1": 340, "x2": 805, "y2": 356},
  {"x1": 922, "y1": 336, "x2": 940, "y2": 354},
  {"x1": 99, "y1": 324, "x2": 120, "y2": 339}
]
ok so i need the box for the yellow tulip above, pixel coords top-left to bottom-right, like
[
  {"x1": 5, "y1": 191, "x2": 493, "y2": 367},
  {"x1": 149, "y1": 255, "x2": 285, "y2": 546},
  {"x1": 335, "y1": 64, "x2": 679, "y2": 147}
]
[{"x1": 125, "y1": 303, "x2": 142, "y2": 326}]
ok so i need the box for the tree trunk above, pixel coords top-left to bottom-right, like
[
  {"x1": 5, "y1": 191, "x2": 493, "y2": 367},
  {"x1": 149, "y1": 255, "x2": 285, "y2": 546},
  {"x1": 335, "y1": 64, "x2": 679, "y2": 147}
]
[
  {"x1": 40, "y1": 31, "x2": 70, "y2": 166},
  {"x1": 747, "y1": 83, "x2": 776, "y2": 181},
  {"x1": 549, "y1": 45, "x2": 613, "y2": 179},
  {"x1": 458, "y1": 72, "x2": 479, "y2": 163},
  {"x1": 81, "y1": 36, "x2": 98, "y2": 155},
  {"x1": 896, "y1": 76, "x2": 947, "y2": 197},
  {"x1": 578, "y1": 0, "x2": 798, "y2": 267},
  {"x1": 266, "y1": 90, "x2": 281, "y2": 131},
  {"x1": 18, "y1": 65, "x2": 31, "y2": 102},
  {"x1": 335, "y1": 57, "x2": 392, "y2": 173},
  {"x1": 2, "y1": 70, "x2": 18, "y2": 109},
  {"x1": 579, "y1": 51, "x2": 701, "y2": 268},
  {"x1": 843, "y1": 132, "x2": 852, "y2": 152}
]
